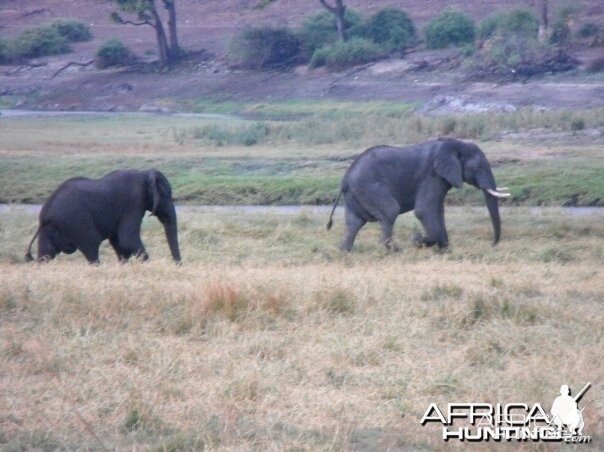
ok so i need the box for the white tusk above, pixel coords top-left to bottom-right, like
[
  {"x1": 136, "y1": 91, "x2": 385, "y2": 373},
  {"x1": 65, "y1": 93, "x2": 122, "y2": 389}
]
[
  {"x1": 497, "y1": 187, "x2": 509, "y2": 191},
  {"x1": 486, "y1": 188, "x2": 511, "y2": 198}
]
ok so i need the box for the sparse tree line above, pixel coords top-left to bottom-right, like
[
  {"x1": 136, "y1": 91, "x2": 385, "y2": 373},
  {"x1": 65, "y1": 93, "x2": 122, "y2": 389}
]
[{"x1": 0, "y1": 0, "x2": 602, "y2": 75}]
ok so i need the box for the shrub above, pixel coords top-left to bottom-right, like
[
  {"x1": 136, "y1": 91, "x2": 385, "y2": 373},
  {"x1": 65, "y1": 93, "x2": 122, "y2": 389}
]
[
  {"x1": 228, "y1": 26, "x2": 300, "y2": 68},
  {"x1": 550, "y1": 5, "x2": 581, "y2": 46},
  {"x1": 478, "y1": 9, "x2": 539, "y2": 40},
  {"x1": 0, "y1": 38, "x2": 10, "y2": 64},
  {"x1": 298, "y1": 9, "x2": 364, "y2": 59},
  {"x1": 570, "y1": 118, "x2": 585, "y2": 131},
  {"x1": 309, "y1": 38, "x2": 380, "y2": 70},
  {"x1": 95, "y1": 38, "x2": 133, "y2": 68},
  {"x1": 50, "y1": 19, "x2": 92, "y2": 42},
  {"x1": 481, "y1": 34, "x2": 575, "y2": 77},
  {"x1": 364, "y1": 8, "x2": 416, "y2": 52},
  {"x1": 11, "y1": 27, "x2": 70, "y2": 59},
  {"x1": 577, "y1": 23, "x2": 599, "y2": 39},
  {"x1": 424, "y1": 9, "x2": 475, "y2": 49},
  {"x1": 587, "y1": 57, "x2": 604, "y2": 73},
  {"x1": 193, "y1": 122, "x2": 270, "y2": 146}
]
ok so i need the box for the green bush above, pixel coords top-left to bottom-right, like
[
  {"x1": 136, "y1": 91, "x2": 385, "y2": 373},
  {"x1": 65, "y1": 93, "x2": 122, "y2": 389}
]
[
  {"x1": 570, "y1": 118, "x2": 585, "y2": 131},
  {"x1": 549, "y1": 6, "x2": 578, "y2": 46},
  {"x1": 228, "y1": 26, "x2": 300, "y2": 68},
  {"x1": 0, "y1": 38, "x2": 9, "y2": 64},
  {"x1": 587, "y1": 57, "x2": 604, "y2": 73},
  {"x1": 11, "y1": 27, "x2": 70, "y2": 59},
  {"x1": 475, "y1": 8, "x2": 575, "y2": 77},
  {"x1": 577, "y1": 23, "x2": 599, "y2": 39},
  {"x1": 364, "y1": 8, "x2": 416, "y2": 52},
  {"x1": 298, "y1": 9, "x2": 364, "y2": 59},
  {"x1": 481, "y1": 33, "x2": 575, "y2": 76},
  {"x1": 50, "y1": 19, "x2": 92, "y2": 42},
  {"x1": 95, "y1": 38, "x2": 133, "y2": 68},
  {"x1": 478, "y1": 9, "x2": 539, "y2": 40},
  {"x1": 310, "y1": 38, "x2": 380, "y2": 70},
  {"x1": 424, "y1": 9, "x2": 475, "y2": 49},
  {"x1": 193, "y1": 122, "x2": 270, "y2": 146}
]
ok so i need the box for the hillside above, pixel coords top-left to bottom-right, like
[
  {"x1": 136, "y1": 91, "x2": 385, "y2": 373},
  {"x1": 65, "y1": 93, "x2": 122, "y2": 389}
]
[{"x1": 0, "y1": 0, "x2": 603, "y2": 112}]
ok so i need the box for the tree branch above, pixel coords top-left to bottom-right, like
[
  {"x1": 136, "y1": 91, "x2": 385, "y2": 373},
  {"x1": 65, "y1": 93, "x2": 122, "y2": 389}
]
[
  {"x1": 50, "y1": 59, "x2": 94, "y2": 79},
  {"x1": 319, "y1": 0, "x2": 337, "y2": 14},
  {"x1": 4, "y1": 62, "x2": 47, "y2": 75},
  {"x1": 123, "y1": 19, "x2": 153, "y2": 26}
]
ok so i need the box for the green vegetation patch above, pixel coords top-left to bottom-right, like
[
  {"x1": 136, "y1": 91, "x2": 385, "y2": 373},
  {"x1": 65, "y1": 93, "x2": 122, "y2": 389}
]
[
  {"x1": 0, "y1": 105, "x2": 602, "y2": 206},
  {"x1": 424, "y1": 9, "x2": 476, "y2": 49}
]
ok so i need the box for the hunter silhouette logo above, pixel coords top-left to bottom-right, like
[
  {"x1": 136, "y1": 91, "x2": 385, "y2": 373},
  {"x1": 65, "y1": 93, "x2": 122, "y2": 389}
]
[
  {"x1": 551, "y1": 383, "x2": 590, "y2": 436},
  {"x1": 421, "y1": 382, "x2": 593, "y2": 442}
]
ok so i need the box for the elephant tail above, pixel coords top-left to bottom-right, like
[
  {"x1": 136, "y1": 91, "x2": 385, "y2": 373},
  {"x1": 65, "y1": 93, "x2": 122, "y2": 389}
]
[
  {"x1": 25, "y1": 228, "x2": 40, "y2": 262},
  {"x1": 326, "y1": 189, "x2": 343, "y2": 231}
]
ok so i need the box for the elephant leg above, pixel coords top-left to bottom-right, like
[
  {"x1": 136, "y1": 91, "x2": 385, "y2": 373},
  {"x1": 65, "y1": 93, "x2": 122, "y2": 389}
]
[
  {"x1": 109, "y1": 236, "x2": 132, "y2": 262},
  {"x1": 414, "y1": 204, "x2": 448, "y2": 249},
  {"x1": 78, "y1": 236, "x2": 102, "y2": 264},
  {"x1": 37, "y1": 226, "x2": 58, "y2": 262},
  {"x1": 340, "y1": 208, "x2": 366, "y2": 252},
  {"x1": 379, "y1": 219, "x2": 399, "y2": 251},
  {"x1": 117, "y1": 220, "x2": 148, "y2": 261},
  {"x1": 376, "y1": 202, "x2": 400, "y2": 251},
  {"x1": 358, "y1": 185, "x2": 400, "y2": 250}
]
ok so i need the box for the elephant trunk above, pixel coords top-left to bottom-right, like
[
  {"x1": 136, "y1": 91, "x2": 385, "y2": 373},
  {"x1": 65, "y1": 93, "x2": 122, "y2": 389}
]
[
  {"x1": 483, "y1": 190, "x2": 501, "y2": 245},
  {"x1": 160, "y1": 205, "x2": 181, "y2": 263}
]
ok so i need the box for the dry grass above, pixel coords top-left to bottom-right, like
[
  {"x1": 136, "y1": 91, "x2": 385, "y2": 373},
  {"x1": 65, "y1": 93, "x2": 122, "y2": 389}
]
[{"x1": 0, "y1": 207, "x2": 603, "y2": 450}]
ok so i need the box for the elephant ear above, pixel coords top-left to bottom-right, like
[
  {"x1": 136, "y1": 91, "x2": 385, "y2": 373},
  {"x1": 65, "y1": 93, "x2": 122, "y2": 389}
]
[
  {"x1": 147, "y1": 170, "x2": 161, "y2": 214},
  {"x1": 434, "y1": 148, "x2": 463, "y2": 188}
]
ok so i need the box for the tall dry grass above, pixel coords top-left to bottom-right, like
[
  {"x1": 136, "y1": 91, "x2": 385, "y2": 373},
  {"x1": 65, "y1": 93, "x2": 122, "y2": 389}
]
[{"x1": 0, "y1": 208, "x2": 603, "y2": 449}]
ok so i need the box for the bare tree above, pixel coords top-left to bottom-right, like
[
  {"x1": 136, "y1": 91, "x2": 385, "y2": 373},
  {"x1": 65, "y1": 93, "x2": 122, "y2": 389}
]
[
  {"x1": 318, "y1": 0, "x2": 347, "y2": 42},
  {"x1": 532, "y1": 0, "x2": 550, "y2": 41},
  {"x1": 110, "y1": 0, "x2": 180, "y2": 65},
  {"x1": 260, "y1": 0, "x2": 348, "y2": 41}
]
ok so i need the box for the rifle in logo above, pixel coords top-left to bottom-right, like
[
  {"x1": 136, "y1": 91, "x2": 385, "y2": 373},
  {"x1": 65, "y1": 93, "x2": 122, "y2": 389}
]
[{"x1": 550, "y1": 382, "x2": 591, "y2": 435}]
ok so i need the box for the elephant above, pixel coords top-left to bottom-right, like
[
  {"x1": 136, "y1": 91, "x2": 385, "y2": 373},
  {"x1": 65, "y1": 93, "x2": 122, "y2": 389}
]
[
  {"x1": 25, "y1": 169, "x2": 181, "y2": 264},
  {"x1": 326, "y1": 138, "x2": 510, "y2": 251}
]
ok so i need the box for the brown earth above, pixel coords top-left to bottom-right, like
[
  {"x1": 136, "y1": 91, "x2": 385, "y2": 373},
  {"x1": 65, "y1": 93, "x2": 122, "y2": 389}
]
[{"x1": 1, "y1": 0, "x2": 603, "y2": 112}]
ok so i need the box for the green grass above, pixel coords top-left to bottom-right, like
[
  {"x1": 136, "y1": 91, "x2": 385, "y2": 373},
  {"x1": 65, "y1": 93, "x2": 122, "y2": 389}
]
[{"x1": 0, "y1": 105, "x2": 603, "y2": 205}]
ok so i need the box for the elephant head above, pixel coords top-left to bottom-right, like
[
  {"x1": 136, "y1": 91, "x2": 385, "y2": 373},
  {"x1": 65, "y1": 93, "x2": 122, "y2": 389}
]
[
  {"x1": 434, "y1": 140, "x2": 510, "y2": 245},
  {"x1": 147, "y1": 169, "x2": 181, "y2": 263}
]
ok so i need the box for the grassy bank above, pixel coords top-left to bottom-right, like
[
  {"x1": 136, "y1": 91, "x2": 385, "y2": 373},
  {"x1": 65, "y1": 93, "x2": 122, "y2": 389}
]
[
  {"x1": 0, "y1": 104, "x2": 603, "y2": 205},
  {"x1": 0, "y1": 207, "x2": 602, "y2": 449}
]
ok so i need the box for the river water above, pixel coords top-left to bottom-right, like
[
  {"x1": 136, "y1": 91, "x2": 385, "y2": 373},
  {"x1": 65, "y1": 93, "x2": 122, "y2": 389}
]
[
  {"x1": 0, "y1": 109, "x2": 238, "y2": 120},
  {"x1": 0, "y1": 204, "x2": 602, "y2": 217}
]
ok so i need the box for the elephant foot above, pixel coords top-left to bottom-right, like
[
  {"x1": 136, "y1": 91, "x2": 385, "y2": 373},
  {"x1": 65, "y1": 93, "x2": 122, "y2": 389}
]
[
  {"x1": 436, "y1": 241, "x2": 449, "y2": 250},
  {"x1": 412, "y1": 233, "x2": 424, "y2": 248},
  {"x1": 412, "y1": 234, "x2": 436, "y2": 248},
  {"x1": 384, "y1": 242, "x2": 401, "y2": 252},
  {"x1": 412, "y1": 234, "x2": 449, "y2": 250},
  {"x1": 339, "y1": 245, "x2": 353, "y2": 253}
]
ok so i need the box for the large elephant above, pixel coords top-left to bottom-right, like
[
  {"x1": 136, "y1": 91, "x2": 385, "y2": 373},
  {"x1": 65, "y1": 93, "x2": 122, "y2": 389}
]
[
  {"x1": 326, "y1": 138, "x2": 510, "y2": 251},
  {"x1": 25, "y1": 169, "x2": 181, "y2": 264}
]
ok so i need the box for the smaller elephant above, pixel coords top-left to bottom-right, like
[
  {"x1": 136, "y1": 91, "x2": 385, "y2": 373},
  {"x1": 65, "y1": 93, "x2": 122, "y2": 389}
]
[
  {"x1": 25, "y1": 169, "x2": 181, "y2": 264},
  {"x1": 326, "y1": 138, "x2": 510, "y2": 251}
]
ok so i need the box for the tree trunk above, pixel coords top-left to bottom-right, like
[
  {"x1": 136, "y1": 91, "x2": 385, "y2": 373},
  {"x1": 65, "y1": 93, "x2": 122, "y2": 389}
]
[
  {"x1": 163, "y1": 0, "x2": 180, "y2": 59},
  {"x1": 538, "y1": 0, "x2": 549, "y2": 42},
  {"x1": 319, "y1": 0, "x2": 347, "y2": 41},
  {"x1": 149, "y1": 0, "x2": 169, "y2": 65}
]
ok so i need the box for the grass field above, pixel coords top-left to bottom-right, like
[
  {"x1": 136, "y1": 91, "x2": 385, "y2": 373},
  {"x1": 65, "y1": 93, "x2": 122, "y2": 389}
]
[
  {"x1": 0, "y1": 103, "x2": 603, "y2": 449},
  {"x1": 1, "y1": 104, "x2": 603, "y2": 205},
  {"x1": 1, "y1": 206, "x2": 603, "y2": 449}
]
